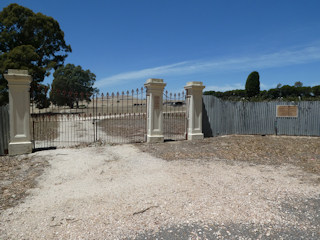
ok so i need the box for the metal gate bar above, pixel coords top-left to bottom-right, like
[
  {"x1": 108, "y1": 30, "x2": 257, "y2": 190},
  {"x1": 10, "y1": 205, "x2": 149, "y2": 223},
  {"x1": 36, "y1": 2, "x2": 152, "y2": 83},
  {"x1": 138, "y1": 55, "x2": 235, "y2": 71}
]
[
  {"x1": 31, "y1": 87, "x2": 147, "y2": 149},
  {"x1": 163, "y1": 90, "x2": 187, "y2": 141}
]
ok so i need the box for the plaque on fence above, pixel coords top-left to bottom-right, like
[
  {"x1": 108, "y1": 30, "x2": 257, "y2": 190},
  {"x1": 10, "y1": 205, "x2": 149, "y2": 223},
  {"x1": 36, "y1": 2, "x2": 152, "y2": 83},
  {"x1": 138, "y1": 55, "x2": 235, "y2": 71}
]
[
  {"x1": 276, "y1": 105, "x2": 298, "y2": 117},
  {"x1": 154, "y1": 96, "x2": 160, "y2": 110}
]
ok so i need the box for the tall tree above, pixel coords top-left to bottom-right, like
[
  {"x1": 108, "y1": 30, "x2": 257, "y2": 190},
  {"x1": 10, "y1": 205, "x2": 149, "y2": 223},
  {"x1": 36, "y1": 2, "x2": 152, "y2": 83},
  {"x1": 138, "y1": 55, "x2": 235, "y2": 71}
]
[
  {"x1": 245, "y1": 71, "x2": 260, "y2": 97},
  {"x1": 294, "y1": 81, "x2": 303, "y2": 88},
  {"x1": 0, "y1": 3, "x2": 71, "y2": 105},
  {"x1": 50, "y1": 64, "x2": 97, "y2": 108}
]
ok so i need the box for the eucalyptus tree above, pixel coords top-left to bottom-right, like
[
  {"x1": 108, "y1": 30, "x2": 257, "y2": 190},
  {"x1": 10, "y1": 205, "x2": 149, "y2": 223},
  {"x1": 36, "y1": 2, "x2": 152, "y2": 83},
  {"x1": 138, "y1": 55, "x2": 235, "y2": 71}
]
[
  {"x1": 0, "y1": 3, "x2": 71, "y2": 106},
  {"x1": 50, "y1": 64, "x2": 97, "y2": 108}
]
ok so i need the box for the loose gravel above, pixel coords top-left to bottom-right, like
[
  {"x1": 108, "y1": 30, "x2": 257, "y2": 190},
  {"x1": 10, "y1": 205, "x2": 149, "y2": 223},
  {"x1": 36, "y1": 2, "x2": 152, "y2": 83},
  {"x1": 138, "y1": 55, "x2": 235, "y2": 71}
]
[{"x1": 0, "y1": 136, "x2": 319, "y2": 239}]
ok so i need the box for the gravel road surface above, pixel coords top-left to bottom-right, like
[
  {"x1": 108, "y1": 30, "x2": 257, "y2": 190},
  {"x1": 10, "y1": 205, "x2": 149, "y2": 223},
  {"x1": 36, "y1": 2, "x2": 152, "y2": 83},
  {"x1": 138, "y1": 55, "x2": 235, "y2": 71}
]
[{"x1": 0, "y1": 136, "x2": 319, "y2": 239}]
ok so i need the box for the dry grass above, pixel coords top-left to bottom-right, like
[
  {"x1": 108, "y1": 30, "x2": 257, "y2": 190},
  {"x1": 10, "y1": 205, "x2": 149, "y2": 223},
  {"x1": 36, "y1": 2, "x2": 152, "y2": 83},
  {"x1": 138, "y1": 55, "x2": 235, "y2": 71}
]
[
  {"x1": 0, "y1": 155, "x2": 49, "y2": 211},
  {"x1": 137, "y1": 135, "x2": 320, "y2": 176},
  {"x1": 98, "y1": 116, "x2": 147, "y2": 143},
  {"x1": 97, "y1": 113, "x2": 187, "y2": 142}
]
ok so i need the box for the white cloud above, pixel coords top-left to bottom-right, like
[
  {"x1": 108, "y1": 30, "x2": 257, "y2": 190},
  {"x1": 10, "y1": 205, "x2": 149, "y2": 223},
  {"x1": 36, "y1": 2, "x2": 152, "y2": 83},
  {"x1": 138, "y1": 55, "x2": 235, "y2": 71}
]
[
  {"x1": 94, "y1": 61, "x2": 189, "y2": 88},
  {"x1": 95, "y1": 43, "x2": 320, "y2": 88}
]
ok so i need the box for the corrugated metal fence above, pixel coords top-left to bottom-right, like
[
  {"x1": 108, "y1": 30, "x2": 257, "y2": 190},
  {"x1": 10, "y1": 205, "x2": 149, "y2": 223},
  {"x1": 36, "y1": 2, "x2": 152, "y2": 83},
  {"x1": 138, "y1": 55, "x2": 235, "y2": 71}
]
[
  {"x1": 0, "y1": 105, "x2": 10, "y2": 155},
  {"x1": 203, "y1": 95, "x2": 320, "y2": 137}
]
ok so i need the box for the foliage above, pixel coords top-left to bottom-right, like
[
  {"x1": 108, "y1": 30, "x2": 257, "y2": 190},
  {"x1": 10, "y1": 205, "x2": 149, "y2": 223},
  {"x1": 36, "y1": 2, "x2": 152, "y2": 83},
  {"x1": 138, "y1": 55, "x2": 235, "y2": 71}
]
[
  {"x1": 31, "y1": 83, "x2": 50, "y2": 109},
  {"x1": 294, "y1": 81, "x2": 303, "y2": 87},
  {"x1": 204, "y1": 73, "x2": 320, "y2": 101},
  {"x1": 204, "y1": 83, "x2": 320, "y2": 102},
  {"x1": 50, "y1": 64, "x2": 97, "y2": 108},
  {"x1": 312, "y1": 85, "x2": 320, "y2": 97},
  {"x1": 0, "y1": 3, "x2": 71, "y2": 105},
  {"x1": 245, "y1": 71, "x2": 260, "y2": 97},
  {"x1": 204, "y1": 89, "x2": 246, "y2": 101}
]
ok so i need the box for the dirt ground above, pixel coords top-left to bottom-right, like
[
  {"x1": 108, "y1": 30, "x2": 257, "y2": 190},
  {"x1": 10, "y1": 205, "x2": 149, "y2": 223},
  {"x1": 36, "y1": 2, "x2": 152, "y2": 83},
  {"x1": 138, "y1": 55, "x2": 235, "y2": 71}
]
[
  {"x1": 0, "y1": 135, "x2": 319, "y2": 239},
  {"x1": 138, "y1": 135, "x2": 320, "y2": 176},
  {"x1": 0, "y1": 154, "x2": 49, "y2": 211}
]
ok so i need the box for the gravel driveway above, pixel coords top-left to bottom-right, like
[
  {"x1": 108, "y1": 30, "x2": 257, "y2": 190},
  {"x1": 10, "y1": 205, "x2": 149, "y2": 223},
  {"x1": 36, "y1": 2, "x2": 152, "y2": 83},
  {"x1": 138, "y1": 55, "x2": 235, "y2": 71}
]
[{"x1": 0, "y1": 136, "x2": 319, "y2": 239}]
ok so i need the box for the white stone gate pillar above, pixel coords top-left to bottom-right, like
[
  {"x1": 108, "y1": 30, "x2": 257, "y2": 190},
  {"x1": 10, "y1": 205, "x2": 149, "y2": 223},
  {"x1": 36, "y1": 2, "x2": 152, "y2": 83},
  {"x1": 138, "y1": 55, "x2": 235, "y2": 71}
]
[
  {"x1": 4, "y1": 69, "x2": 32, "y2": 155},
  {"x1": 185, "y1": 81, "x2": 205, "y2": 140},
  {"x1": 144, "y1": 78, "x2": 166, "y2": 143}
]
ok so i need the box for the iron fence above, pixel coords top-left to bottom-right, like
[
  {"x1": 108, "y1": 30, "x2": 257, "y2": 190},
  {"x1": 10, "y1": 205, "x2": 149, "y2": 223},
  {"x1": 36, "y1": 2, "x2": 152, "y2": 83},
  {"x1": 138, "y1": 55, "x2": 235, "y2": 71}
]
[
  {"x1": 163, "y1": 90, "x2": 187, "y2": 141},
  {"x1": 31, "y1": 88, "x2": 147, "y2": 149},
  {"x1": 31, "y1": 87, "x2": 188, "y2": 149}
]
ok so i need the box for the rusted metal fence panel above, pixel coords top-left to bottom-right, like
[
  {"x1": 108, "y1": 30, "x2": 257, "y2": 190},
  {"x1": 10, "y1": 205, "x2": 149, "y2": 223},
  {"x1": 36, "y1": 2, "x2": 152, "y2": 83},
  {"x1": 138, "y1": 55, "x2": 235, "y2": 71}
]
[
  {"x1": 203, "y1": 95, "x2": 320, "y2": 137},
  {"x1": 163, "y1": 90, "x2": 187, "y2": 141},
  {"x1": 0, "y1": 105, "x2": 9, "y2": 155}
]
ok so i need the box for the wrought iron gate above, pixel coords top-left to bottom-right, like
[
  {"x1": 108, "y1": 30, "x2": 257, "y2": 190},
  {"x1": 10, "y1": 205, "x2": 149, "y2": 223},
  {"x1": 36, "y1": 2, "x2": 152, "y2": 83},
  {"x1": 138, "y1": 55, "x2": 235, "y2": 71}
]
[
  {"x1": 31, "y1": 88, "x2": 147, "y2": 149},
  {"x1": 163, "y1": 90, "x2": 187, "y2": 141},
  {"x1": 31, "y1": 86, "x2": 188, "y2": 149}
]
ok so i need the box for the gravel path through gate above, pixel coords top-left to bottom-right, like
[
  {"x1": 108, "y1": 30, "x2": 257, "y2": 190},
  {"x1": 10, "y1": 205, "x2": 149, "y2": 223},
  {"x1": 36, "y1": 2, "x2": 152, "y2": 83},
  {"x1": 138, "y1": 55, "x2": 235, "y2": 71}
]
[{"x1": 0, "y1": 137, "x2": 319, "y2": 239}]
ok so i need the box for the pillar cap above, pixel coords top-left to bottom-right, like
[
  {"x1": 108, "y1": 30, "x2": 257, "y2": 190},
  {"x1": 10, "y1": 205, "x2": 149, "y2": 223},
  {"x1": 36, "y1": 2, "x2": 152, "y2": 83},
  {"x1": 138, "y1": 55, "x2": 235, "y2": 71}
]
[
  {"x1": 184, "y1": 81, "x2": 205, "y2": 90},
  {"x1": 186, "y1": 81, "x2": 204, "y2": 86},
  {"x1": 144, "y1": 78, "x2": 166, "y2": 88},
  {"x1": 146, "y1": 78, "x2": 164, "y2": 84},
  {"x1": 4, "y1": 69, "x2": 32, "y2": 84},
  {"x1": 7, "y1": 69, "x2": 29, "y2": 75}
]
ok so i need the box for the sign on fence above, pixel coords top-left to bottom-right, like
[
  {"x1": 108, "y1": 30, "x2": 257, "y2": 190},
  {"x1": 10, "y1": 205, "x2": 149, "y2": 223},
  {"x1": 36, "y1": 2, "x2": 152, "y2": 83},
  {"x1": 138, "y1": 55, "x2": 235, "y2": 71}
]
[{"x1": 276, "y1": 105, "x2": 298, "y2": 117}]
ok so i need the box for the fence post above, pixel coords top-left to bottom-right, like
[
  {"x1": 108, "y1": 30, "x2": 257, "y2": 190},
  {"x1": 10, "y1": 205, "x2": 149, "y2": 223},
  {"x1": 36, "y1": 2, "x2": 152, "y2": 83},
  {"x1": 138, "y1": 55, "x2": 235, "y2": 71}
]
[
  {"x1": 4, "y1": 69, "x2": 32, "y2": 155},
  {"x1": 144, "y1": 78, "x2": 166, "y2": 143},
  {"x1": 184, "y1": 81, "x2": 205, "y2": 140}
]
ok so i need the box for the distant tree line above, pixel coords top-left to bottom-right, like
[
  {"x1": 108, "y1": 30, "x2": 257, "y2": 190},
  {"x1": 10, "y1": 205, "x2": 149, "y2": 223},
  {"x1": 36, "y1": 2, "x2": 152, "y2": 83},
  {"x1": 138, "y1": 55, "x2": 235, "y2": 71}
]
[{"x1": 204, "y1": 71, "x2": 320, "y2": 101}]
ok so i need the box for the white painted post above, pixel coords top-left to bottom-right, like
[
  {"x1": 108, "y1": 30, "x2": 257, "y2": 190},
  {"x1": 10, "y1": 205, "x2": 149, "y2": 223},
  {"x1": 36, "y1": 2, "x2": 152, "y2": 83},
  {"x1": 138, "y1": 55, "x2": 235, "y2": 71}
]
[
  {"x1": 184, "y1": 81, "x2": 205, "y2": 140},
  {"x1": 4, "y1": 69, "x2": 33, "y2": 155},
  {"x1": 144, "y1": 78, "x2": 166, "y2": 143}
]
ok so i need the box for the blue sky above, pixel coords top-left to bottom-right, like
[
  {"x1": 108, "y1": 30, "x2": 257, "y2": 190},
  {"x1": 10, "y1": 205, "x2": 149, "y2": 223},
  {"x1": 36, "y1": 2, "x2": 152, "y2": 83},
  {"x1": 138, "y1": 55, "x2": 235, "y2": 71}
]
[{"x1": 1, "y1": 0, "x2": 320, "y2": 93}]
